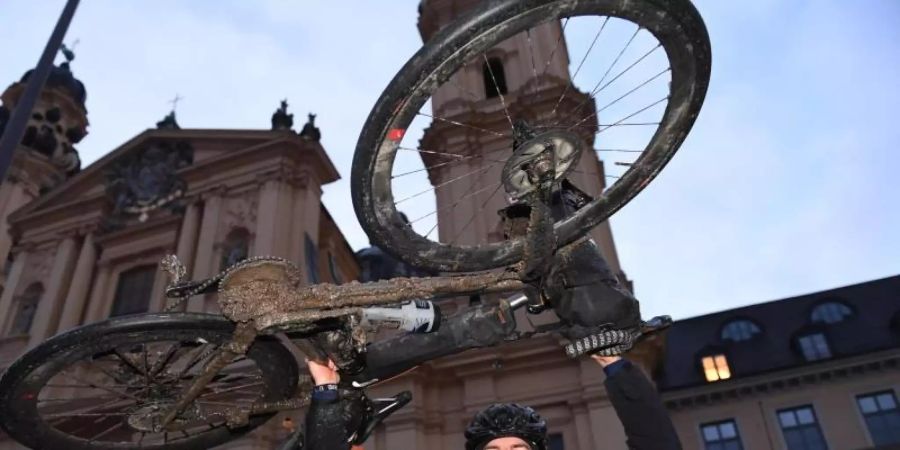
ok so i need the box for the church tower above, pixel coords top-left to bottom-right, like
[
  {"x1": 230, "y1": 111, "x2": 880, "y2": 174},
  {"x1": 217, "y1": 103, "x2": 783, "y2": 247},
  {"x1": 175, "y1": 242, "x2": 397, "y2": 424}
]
[
  {"x1": 0, "y1": 51, "x2": 88, "y2": 282},
  {"x1": 417, "y1": 0, "x2": 628, "y2": 282}
]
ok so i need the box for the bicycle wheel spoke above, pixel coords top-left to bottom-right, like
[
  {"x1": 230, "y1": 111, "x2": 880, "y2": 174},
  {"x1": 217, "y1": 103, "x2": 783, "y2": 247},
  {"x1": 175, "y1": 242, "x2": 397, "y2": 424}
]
[
  {"x1": 394, "y1": 147, "x2": 509, "y2": 178},
  {"x1": 449, "y1": 182, "x2": 505, "y2": 245},
  {"x1": 541, "y1": 17, "x2": 570, "y2": 75},
  {"x1": 395, "y1": 163, "x2": 497, "y2": 205},
  {"x1": 200, "y1": 381, "x2": 264, "y2": 398},
  {"x1": 482, "y1": 53, "x2": 516, "y2": 132},
  {"x1": 550, "y1": 16, "x2": 610, "y2": 116},
  {"x1": 411, "y1": 181, "x2": 502, "y2": 226},
  {"x1": 595, "y1": 148, "x2": 645, "y2": 153},
  {"x1": 416, "y1": 111, "x2": 505, "y2": 137},
  {"x1": 398, "y1": 146, "x2": 466, "y2": 158},
  {"x1": 61, "y1": 372, "x2": 143, "y2": 402},
  {"x1": 525, "y1": 29, "x2": 539, "y2": 95},
  {"x1": 112, "y1": 349, "x2": 148, "y2": 378},
  {"x1": 447, "y1": 60, "x2": 483, "y2": 101},
  {"x1": 149, "y1": 342, "x2": 181, "y2": 377},
  {"x1": 559, "y1": 25, "x2": 642, "y2": 125},
  {"x1": 592, "y1": 96, "x2": 668, "y2": 135},
  {"x1": 88, "y1": 421, "x2": 125, "y2": 442},
  {"x1": 424, "y1": 178, "x2": 500, "y2": 239},
  {"x1": 571, "y1": 67, "x2": 669, "y2": 128},
  {"x1": 590, "y1": 43, "x2": 661, "y2": 99},
  {"x1": 597, "y1": 122, "x2": 659, "y2": 127}
]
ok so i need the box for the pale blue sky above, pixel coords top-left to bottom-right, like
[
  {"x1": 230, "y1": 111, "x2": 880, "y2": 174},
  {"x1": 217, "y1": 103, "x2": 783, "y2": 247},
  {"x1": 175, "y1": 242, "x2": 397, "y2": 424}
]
[{"x1": 1, "y1": 1, "x2": 897, "y2": 320}]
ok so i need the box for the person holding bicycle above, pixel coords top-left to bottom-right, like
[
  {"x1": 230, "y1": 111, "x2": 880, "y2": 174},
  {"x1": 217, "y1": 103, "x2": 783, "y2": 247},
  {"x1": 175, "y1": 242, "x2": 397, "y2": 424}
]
[{"x1": 292, "y1": 231, "x2": 682, "y2": 450}]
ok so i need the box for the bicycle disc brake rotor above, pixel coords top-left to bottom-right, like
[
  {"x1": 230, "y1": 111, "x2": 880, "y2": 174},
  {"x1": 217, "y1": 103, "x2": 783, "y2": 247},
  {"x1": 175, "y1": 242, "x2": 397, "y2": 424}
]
[{"x1": 502, "y1": 130, "x2": 584, "y2": 200}]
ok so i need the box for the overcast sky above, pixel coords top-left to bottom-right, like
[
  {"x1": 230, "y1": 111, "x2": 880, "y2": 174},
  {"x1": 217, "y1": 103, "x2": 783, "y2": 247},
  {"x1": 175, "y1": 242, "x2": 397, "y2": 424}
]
[{"x1": 1, "y1": 1, "x2": 897, "y2": 320}]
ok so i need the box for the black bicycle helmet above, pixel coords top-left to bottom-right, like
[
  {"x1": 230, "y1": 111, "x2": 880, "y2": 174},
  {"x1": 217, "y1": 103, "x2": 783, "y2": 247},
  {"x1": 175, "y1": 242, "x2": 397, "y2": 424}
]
[{"x1": 464, "y1": 403, "x2": 548, "y2": 450}]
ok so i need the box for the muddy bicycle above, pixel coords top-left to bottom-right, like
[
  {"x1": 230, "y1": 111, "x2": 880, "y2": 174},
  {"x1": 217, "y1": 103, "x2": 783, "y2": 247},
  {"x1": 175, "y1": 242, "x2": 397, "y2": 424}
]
[{"x1": 0, "y1": 0, "x2": 710, "y2": 448}]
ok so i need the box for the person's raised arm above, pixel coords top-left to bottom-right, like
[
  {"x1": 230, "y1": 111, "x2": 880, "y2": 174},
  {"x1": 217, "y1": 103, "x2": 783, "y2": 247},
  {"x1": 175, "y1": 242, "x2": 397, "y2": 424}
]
[
  {"x1": 303, "y1": 359, "x2": 351, "y2": 450},
  {"x1": 594, "y1": 355, "x2": 681, "y2": 450}
]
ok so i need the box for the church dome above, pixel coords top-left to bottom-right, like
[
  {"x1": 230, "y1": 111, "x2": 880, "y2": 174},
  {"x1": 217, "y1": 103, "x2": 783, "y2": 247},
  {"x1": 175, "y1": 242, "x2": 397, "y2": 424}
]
[{"x1": 19, "y1": 62, "x2": 87, "y2": 110}]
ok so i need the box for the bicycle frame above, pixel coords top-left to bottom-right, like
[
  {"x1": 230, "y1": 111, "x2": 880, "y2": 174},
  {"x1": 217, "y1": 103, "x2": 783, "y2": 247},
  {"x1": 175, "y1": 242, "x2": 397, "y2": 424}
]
[{"x1": 154, "y1": 177, "x2": 557, "y2": 430}]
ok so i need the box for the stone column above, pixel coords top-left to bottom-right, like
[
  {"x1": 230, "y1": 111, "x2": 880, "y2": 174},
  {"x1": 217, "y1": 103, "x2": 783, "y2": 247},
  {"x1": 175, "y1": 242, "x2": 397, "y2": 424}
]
[
  {"x1": 189, "y1": 192, "x2": 223, "y2": 311},
  {"x1": 83, "y1": 262, "x2": 112, "y2": 323},
  {"x1": 587, "y1": 400, "x2": 627, "y2": 449},
  {"x1": 28, "y1": 236, "x2": 79, "y2": 347},
  {"x1": 0, "y1": 183, "x2": 30, "y2": 270},
  {"x1": 254, "y1": 179, "x2": 281, "y2": 257},
  {"x1": 176, "y1": 201, "x2": 200, "y2": 277},
  {"x1": 0, "y1": 251, "x2": 28, "y2": 332},
  {"x1": 57, "y1": 233, "x2": 97, "y2": 332},
  {"x1": 572, "y1": 404, "x2": 596, "y2": 450},
  {"x1": 288, "y1": 175, "x2": 322, "y2": 283}
]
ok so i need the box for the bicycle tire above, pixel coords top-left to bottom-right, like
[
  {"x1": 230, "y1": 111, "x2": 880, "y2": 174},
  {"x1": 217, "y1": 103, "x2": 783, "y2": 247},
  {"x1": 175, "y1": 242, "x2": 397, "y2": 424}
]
[
  {"x1": 352, "y1": 0, "x2": 711, "y2": 272},
  {"x1": 0, "y1": 313, "x2": 298, "y2": 450}
]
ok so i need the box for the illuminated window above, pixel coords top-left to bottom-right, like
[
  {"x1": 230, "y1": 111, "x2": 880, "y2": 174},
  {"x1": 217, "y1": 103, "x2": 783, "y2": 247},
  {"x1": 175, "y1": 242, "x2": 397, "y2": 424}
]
[
  {"x1": 857, "y1": 390, "x2": 900, "y2": 446},
  {"x1": 810, "y1": 301, "x2": 853, "y2": 324},
  {"x1": 721, "y1": 319, "x2": 761, "y2": 342},
  {"x1": 701, "y1": 419, "x2": 743, "y2": 450},
  {"x1": 797, "y1": 333, "x2": 831, "y2": 361},
  {"x1": 702, "y1": 354, "x2": 731, "y2": 382}
]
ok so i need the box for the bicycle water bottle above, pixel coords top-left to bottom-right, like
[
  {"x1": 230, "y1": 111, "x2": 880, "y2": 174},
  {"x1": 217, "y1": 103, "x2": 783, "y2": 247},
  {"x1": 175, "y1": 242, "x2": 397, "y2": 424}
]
[{"x1": 361, "y1": 300, "x2": 442, "y2": 333}]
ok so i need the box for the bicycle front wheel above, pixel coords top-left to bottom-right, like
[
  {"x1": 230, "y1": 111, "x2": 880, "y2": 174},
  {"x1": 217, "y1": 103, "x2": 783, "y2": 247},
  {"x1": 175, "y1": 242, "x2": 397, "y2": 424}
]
[
  {"x1": 352, "y1": 0, "x2": 711, "y2": 272},
  {"x1": 0, "y1": 313, "x2": 298, "y2": 450}
]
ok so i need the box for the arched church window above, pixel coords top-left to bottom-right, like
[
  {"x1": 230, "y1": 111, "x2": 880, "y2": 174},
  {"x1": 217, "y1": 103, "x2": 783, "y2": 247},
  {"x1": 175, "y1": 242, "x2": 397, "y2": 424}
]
[
  {"x1": 721, "y1": 319, "x2": 761, "y2": 342},
  {"x1": 482, "y1": 57, "x2": 508, "y2": 99},
  {"x1": 810, "y1": 301, "x2": 853, "y2": 324},
  {"x1": 111, "y1": 265, "x2": 156, "y2": 317},
  {"x1": 220, "y1": 228, "x2": 251, "y2": 271},
  {"x1": 8, "y1": 283, "x2": 43, "y2": 335}
]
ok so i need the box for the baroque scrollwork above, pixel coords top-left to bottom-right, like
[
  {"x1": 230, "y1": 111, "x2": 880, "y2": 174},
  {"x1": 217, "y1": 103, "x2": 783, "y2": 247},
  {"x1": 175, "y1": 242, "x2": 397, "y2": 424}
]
[{"x1": 103, "y1": 140, "x2": 193, "y2": 229}]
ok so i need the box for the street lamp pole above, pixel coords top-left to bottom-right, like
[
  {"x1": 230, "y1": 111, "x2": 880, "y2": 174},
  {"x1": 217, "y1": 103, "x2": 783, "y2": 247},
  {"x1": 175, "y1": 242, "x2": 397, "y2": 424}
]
[{"x1": 0, "y1": 0, "x2": 81, "y2": 181}]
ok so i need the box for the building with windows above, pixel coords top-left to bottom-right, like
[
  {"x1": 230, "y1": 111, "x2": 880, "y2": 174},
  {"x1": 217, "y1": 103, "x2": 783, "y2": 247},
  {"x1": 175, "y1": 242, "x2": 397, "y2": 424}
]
[
  {"x1": 1, "y1": 2, "x2": 897, "y2": 450},
  {"x1": 658, "y1": 275, "x2": 900, "y2": 450},
  {"x1": 0, "y1": 58, "x2": 361, "y2": 449}
]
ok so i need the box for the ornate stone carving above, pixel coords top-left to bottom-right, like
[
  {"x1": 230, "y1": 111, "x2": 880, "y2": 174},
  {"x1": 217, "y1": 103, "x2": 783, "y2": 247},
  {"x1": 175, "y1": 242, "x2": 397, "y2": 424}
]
[
  {"x1": 21, "y1": 246, "x2": 55, "y2": 287},
  {"x1": 299, "y1": 113, "x2": 321, "y2": 142},
  {"x1": 271, "y1": 99, "x2": 294, "y2": 131},
  {"x1": 222, "y1": 191, "x2": 259, "y2": 232},
  {"x1": 103, "y1": 140, "x2": 193, "y2": 228},
  {"x1": 156, "y1": 111, "x2": 180, "y2": 130}
]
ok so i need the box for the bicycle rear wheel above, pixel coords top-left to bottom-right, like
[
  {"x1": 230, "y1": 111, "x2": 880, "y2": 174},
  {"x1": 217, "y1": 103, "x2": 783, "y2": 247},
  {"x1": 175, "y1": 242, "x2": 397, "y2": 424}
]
[
  {"x1": 352, "y1": 0, "x2": 711, "y2": 272},
  {"x1": 0, "y1": 313, "x2": 298, "y2": 450}
]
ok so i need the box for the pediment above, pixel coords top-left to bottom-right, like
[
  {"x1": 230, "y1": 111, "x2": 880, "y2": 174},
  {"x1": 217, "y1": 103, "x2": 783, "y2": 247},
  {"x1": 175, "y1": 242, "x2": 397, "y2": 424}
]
[{"x1": 9, "y1": 129, "x2": 292, "y2": 225}]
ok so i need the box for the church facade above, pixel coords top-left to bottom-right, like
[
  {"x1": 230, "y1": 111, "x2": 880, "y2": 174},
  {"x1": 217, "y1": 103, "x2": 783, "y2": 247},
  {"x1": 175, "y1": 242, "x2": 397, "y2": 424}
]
[{"x1": 2, "y1": 1, "x2": 896, "y2": 450}]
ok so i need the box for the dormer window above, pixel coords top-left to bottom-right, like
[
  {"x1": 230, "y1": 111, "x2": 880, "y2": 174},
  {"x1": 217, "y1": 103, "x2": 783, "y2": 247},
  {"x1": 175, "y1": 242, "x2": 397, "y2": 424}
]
[
  {"x1": 721, "y1": 319, "x2": 761, "y2": 342},
  {"x1": 701, "y1": 354, "x2": 731, "y2": 382},
  {"x1": 810, "y1": 301, "x2": 853, "y2": 324},
  {"x1": 797, "y1": 333, "x2": 831, "y2": 361}
]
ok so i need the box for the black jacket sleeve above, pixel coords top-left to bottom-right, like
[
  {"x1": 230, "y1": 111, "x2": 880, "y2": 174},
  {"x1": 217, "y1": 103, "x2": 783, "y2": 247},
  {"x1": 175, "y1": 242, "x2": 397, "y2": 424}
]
[
  {"x1": 304, "y1": 396, "x2": 350, "y2": 450},
  {"x1": 604, "y1": 361, "x2": 682, "y2": 450}
]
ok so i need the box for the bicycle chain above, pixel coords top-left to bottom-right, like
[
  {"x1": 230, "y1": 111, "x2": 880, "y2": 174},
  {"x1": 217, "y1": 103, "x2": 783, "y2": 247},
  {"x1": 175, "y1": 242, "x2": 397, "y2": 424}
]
[{"x1": 162, "y1": 255, "x2": 299, "y2": 312}]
